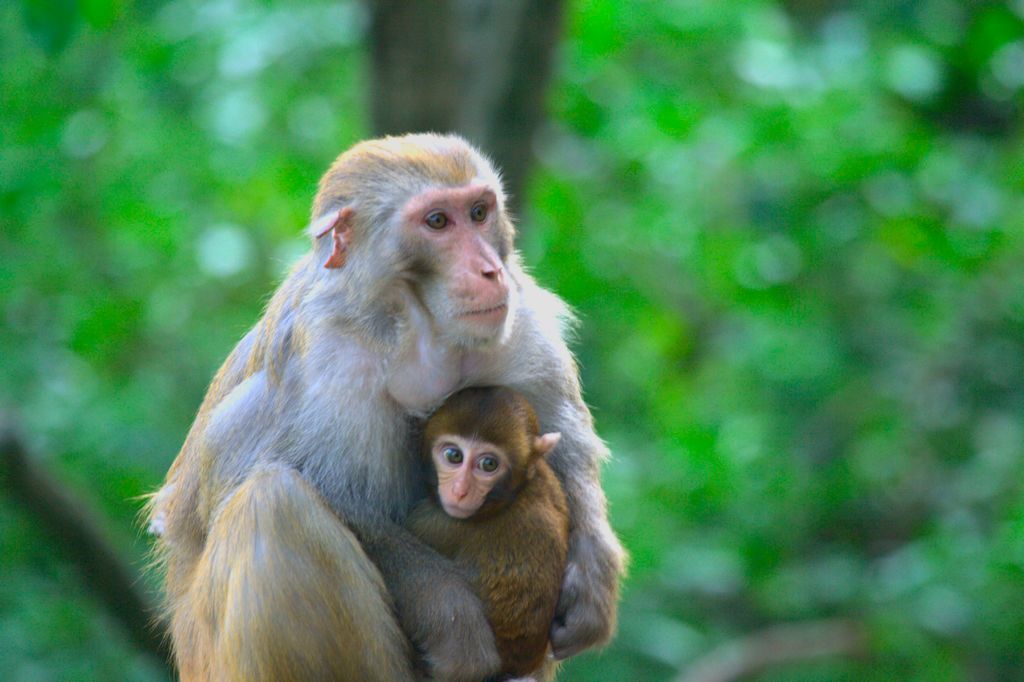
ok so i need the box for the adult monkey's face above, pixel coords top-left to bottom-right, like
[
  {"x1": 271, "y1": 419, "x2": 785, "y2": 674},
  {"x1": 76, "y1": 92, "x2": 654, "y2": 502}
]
[
  {"x1": 310, "y1": 134, "x2": 518, "y2": 348},
  {"x1": 399, "y1": 181, "x2": 515, "y2": 347}
]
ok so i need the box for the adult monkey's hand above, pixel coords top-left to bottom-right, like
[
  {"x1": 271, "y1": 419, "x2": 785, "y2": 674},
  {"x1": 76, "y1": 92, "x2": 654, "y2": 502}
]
[{"x1": 552, "y1": 525, "x2": 624, "y2": 659}]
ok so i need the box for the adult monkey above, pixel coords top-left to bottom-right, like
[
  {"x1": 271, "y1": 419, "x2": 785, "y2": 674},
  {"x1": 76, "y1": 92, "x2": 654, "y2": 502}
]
[{"x1": 148, "y1": 133, "x2": 625, "y2": 681}]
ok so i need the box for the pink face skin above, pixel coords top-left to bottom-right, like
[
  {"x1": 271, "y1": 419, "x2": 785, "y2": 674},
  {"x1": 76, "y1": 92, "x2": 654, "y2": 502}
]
[
  {"x1": 402, "y1": 184, "x2": 510, "y2": 332},
  {"x1": 430, "y1": 434, "x2": 509, "y2": 519}
]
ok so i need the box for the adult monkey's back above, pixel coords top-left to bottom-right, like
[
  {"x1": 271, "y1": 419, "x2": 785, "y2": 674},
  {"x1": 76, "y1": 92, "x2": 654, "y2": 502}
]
[{"x1": 148, "y1": 134, "x2": 625, "y2": 681}]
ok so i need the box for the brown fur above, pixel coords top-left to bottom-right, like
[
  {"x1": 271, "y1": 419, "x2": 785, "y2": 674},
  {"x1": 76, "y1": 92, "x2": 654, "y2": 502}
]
[{"x1": 408, "y1": 388, "x2": 570, "y2": 677}]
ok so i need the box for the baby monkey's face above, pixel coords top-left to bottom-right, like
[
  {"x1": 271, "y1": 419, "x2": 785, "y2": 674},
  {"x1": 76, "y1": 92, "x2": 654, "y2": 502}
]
[{"x1": 430, "y1": 434, "x2": 510, "y2": 518}]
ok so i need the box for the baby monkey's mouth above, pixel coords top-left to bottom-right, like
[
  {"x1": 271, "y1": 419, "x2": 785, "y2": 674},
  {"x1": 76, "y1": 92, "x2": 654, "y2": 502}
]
[{"x1": 441, "y1": 500, "x2": 477, "y2": 519}]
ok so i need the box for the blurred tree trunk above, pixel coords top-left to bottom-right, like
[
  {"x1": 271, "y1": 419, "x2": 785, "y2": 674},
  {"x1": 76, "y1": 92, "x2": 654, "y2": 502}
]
[
  {"x1": 0, "y1": 422, "x2": 171, "y2": 670},
  {"x1": 368, "y1": 0, "x2": 566, "y2": 212}
]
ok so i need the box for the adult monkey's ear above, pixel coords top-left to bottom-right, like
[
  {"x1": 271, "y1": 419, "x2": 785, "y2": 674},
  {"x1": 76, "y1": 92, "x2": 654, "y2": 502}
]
[{"x1": 310, "y1": 206, "x2": 354, "y2": 269}]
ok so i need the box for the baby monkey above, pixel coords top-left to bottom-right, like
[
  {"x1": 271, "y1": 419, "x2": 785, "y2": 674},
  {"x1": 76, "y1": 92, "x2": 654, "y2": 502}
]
[{"x1": 407, "y1": 386, "x2": 570, "y2": 680}]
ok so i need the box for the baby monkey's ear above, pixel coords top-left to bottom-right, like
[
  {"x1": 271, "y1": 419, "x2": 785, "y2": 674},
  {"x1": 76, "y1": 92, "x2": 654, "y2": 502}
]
[{"x1": 533, "y1": 432, "x2": 562, "y2": 459}]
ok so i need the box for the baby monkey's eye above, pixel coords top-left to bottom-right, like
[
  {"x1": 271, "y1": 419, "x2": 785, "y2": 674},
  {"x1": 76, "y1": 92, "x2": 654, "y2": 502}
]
[
  {"x1": 442, "y1": 446, "x2": 463, "y2": 464},
  {"x1": 477, "y1": 455, "x2": 499, "y2": 472},
  {"x1": 469, "y1": 202, "x2": 487, "y2": 222}
]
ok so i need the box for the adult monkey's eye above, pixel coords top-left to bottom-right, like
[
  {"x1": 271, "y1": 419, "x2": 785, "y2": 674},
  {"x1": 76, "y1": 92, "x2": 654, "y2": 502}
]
[
  {"x1": 478, "y1": 455, "x2": 498, "y2": 472},
  {"x1": 426, "y1": 212, "x2": 448, "y2": 230},
  {"x1": 443, "y1": 446, "x2": 463, "y2": 464},
  {"x1": 470, "y1": 202, "x2": 487, "y2": 222}
]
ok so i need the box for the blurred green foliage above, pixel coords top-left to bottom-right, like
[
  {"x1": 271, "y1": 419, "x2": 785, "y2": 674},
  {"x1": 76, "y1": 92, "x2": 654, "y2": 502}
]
[{"x1": 2, "y1": 0, "x2": 1024, "y2": 679}]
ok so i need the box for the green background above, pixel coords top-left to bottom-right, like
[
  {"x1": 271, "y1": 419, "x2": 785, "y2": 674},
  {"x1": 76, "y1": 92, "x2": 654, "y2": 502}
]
[{"x1": 2, "y1": 0, "x2": 1024, "y2": 679}]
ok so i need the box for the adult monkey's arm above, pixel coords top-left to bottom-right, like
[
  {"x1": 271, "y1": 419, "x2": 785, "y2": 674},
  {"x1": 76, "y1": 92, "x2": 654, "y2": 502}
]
[{"x1": 501, "y1": 274, "x2": 627, "y2": 659}]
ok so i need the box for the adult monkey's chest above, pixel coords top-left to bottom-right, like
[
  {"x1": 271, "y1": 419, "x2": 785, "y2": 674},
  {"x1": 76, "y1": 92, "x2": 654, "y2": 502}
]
[{"x1": 385, "y1": 339, "x2": 500, "y2": 416}]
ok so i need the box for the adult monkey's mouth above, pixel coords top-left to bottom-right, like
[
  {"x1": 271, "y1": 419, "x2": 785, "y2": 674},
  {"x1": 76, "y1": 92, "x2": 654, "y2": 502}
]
[{"x1": 460, "y1": 302, "x2": 508, "y2": 320}]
